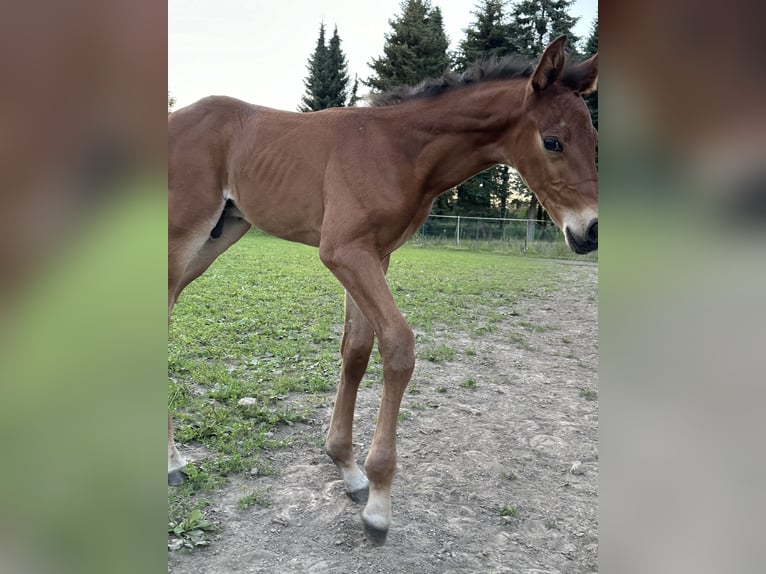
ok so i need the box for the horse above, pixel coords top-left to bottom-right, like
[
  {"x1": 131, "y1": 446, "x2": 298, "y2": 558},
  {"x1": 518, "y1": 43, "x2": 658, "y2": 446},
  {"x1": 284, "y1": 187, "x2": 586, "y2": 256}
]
[{"x1": 168, "y1": 36, "x2": 598, "y2": 545}]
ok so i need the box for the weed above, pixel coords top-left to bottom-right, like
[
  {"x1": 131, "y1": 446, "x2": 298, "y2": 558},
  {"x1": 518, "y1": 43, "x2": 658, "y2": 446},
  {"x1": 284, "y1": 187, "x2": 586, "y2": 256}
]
[
  {"x1": 168, "y1": 508, "x2": 219, "y2": 549},
  {"x1": 472, "y1": 325, "x2": 496, "y2": 336},
  {"x1": 464, "y1": 348, "x2": 477, "y2": 356},
  {"x1": 420, "y1": 343, "x2": 455, "y2": 363},
  {"x1": 436, "y1": 386, "x2": 448, "y2": 393},
  {"x1": 499, "y1": 503, "x2": 518, "y2": 517},
  {"x1": 177, "y1": 462, "x2": 226, "y2": 493},
  {"x1": 544, "y1": 518, "x2": 558, "y2": 529},
  {"x1": 460, "y1": 378, "x2": 477, "y2": 389},
  {"x1": 579, "y1": 387, "x2": 598, "y2": 401},
  {"x1": 499, "y1": 471, "x2": 517, "y2": 481},
  {"x1": 238, "y1": 488, "x2": 272, "y2": 510},
  {"x1": 509, "y1": 332, "x2": 533, "y2": 350},
  {"x1": 518, "y1": 320, "x2": 554, "y2": 332}
]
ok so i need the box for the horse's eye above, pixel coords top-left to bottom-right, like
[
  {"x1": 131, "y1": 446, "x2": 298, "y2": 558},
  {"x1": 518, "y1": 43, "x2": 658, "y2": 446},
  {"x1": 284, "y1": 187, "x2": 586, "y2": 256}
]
[{"x1": 543, "y1": 137, "x2": 563, "y2": 153}]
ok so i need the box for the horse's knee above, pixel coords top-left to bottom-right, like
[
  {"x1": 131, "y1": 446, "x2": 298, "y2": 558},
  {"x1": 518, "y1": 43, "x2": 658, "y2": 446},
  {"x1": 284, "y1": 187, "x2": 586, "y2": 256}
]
[
  {"x1": 341, "y1": 331, "x2": 374, "y2": 376},
  {"x1": 379, "y1": 324, "x2": 415, "y2": 380}
]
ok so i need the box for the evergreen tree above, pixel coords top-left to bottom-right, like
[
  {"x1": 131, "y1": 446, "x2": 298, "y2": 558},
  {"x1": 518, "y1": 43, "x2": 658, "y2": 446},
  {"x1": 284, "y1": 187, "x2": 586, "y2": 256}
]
[
  {"x1": 326, "y1": 26, "x2": 350, "y2": 107},
  {"x1": 299, "y1": 24, "x2": 352, "y2": 111},
  {"x1": 456, "y1": 0, "x2": 512, "y2": 69},
  {"x1": 366, "y1": 0, "x2": 451, "y2": 93},
  {"x1": 348, "y1": 74, "x2": 361, "y2": 107},
  {"x1": 453, "y1": 0, "x2": 518, "y2": 217},
  {"x1": 300, "y1": 23, "x2": 329, "y2": 111},
  {"x1": 168, "y1": 92, "x2": 176, "y2": 112},
  {"x1": 583, "y1": 16, "x2": 597, "y2": 57},
  {"x1": 583, "y1": 17, "x2": 598, "y2": 131},
  {"x1": 508, "y1": 0, "x2": 580, "y2": 59}
]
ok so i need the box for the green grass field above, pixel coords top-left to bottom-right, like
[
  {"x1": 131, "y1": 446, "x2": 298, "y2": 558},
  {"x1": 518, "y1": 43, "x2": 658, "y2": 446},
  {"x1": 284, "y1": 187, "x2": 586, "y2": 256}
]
[{"x1": 168, "y1": 230, "x2": 575, "y2": 539}]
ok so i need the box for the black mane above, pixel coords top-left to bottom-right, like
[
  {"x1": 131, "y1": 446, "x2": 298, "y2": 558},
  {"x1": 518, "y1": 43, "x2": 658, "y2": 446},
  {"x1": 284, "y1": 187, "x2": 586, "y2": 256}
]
[
  {"x1": 369, "y1": 54, "x2": 587, "y2": 107},
  {"x1": 369, "y1": 56, "x2": 534, "y2": 107}
]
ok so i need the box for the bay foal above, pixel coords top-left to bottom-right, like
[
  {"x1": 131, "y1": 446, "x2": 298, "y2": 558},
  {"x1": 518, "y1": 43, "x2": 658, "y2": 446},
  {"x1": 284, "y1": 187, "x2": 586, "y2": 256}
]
[{"x1": 168, "y1": 37, "x2": 598, "y2": 544}]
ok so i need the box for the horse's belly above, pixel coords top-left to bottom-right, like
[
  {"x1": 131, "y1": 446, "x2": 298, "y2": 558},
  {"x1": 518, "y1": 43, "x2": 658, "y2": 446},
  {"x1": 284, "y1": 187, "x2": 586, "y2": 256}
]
[{"x1": 232, "y1": 186, "x2": 324, "y2": 248}]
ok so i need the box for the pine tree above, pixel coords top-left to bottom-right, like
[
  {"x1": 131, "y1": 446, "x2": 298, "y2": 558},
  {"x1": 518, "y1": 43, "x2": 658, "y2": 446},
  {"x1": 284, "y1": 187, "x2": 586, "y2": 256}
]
[
  {"x1": 326, "y1": 26, "x2": 350, "y2": 108},
  {"x1": 300, "y1": 23, "x2": 329, "y2": 112},
  {"x1": 583, "y1": 16, "x2": 597, "y2": 57},
  {"x1": 583, "y1": 17, "x2": 598, "y2": 131},
  {"x1": 456, "y1": 0, "x2": 512, "y2": 69},
  {"x1": 299, "y1": 24, "x2": 352, "y2": 111},
  {"x1": 508, "y1": 0, "x2": 580, "y2": 59},
  {"x1": 348, "y1": 75, "x2": 361, "y2": 107},
  {"x1": 366, "y1": 0, "x2": 451, "y2": 93}
]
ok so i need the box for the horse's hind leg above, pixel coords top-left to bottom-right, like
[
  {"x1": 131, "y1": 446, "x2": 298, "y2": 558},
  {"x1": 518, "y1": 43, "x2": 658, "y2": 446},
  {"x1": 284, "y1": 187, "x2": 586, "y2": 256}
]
[
  {"x1": 167, "y1": 203, "x2": 251, "y2": 485},
  {"x1": 167, "y1": 412, "x2": 187, "y2": 485},
  {"x1": 326, "y1": 291, "x2": 376, "y2": 503}
]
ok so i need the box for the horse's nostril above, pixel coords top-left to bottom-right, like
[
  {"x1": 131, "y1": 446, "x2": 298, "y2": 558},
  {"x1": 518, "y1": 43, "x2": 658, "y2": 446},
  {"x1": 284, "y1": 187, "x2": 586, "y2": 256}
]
[{"x1": 587, "y1": 220, "x2": 598, "y2": 243}]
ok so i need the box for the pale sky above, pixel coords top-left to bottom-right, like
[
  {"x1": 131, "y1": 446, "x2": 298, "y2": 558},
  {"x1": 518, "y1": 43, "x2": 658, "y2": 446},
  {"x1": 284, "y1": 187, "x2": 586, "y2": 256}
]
[{"x1": 169, "y1": 0, "x2": 597, "y2": 111}]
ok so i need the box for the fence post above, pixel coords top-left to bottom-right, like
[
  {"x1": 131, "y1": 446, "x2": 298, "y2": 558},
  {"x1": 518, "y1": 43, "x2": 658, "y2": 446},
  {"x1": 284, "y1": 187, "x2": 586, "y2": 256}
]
[
  {"x1": 526, "y1": 217, "x2": 535, "y2": 247},
  {"x1": 456, "y1": 215, "x2": 461, "y2": 246}
]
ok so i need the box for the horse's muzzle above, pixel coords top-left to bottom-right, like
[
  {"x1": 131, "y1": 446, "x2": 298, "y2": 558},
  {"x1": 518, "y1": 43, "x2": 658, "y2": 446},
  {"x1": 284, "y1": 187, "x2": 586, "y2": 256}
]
[{"x1": 566, "y1": 219, "x2": 598, "y2": 254}]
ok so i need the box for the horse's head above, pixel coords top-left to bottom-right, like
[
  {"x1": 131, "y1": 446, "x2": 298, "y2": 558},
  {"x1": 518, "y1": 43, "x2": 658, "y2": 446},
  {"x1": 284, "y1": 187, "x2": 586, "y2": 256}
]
[{"x1": 507, "y1": 36, "x2": 599, "y2": 254}]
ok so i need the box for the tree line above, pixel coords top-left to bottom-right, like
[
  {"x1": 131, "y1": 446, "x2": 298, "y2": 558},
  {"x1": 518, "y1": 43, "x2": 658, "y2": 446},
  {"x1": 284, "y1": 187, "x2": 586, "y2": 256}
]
[{"x1": 300, "y1": 0, "x2": 598, "y2": 220}]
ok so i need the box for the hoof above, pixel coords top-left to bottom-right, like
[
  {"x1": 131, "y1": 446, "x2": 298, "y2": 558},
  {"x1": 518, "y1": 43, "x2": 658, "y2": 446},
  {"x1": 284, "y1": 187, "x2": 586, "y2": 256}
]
[
  {"x1": 346, "y1": 485, "x2": 369, "y2": 505},
  {"x1": 168, "y1": 469, "x2": 186, "y2": 486},
  {"x1": 363, "y1": 521, "x2": 389, "y2": 546}
]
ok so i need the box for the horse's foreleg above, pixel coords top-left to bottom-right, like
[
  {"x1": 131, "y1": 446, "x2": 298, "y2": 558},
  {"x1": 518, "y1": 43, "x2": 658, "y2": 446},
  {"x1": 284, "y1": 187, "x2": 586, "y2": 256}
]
[
  {"x1": 326, "y1": 291, "x2": 375, "y2": 503},
  {"x1": 360, "y1": 320, "x2": 414, "y2": 545},
  {"x1": 320, "y1": 246, "x2": 413, "y2": 545}
]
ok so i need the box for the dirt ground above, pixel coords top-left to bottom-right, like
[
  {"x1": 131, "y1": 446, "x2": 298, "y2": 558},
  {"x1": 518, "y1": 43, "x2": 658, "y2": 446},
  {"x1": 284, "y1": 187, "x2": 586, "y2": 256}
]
[{"x1": 168, "y1": 261, "x2": 598, "y2": 574}]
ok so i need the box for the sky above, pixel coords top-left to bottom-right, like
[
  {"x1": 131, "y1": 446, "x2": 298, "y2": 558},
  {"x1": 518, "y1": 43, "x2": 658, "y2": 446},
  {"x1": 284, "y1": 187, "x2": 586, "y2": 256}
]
[{"x1": 169, "y1": 0, "x2": 597, "y2": 111}]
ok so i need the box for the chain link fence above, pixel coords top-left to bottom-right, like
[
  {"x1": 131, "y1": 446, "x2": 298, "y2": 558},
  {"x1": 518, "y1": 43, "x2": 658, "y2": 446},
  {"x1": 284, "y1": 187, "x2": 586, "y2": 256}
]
[{"x1": 413, "y1": 214, "x2": 593, "y2": 259}]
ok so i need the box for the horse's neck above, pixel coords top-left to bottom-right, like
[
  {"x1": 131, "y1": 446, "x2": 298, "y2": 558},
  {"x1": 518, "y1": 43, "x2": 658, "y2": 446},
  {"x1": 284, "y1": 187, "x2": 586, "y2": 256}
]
[{"x1": 388, "y1": 82, "x2": 527, "y2": 196}]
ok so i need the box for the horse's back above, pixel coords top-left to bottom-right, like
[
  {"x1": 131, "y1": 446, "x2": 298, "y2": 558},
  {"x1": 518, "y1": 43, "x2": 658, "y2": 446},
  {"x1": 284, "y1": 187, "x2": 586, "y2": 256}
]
[{"x1": 168, "y1": 96, "x2": 337, "y2": 246}]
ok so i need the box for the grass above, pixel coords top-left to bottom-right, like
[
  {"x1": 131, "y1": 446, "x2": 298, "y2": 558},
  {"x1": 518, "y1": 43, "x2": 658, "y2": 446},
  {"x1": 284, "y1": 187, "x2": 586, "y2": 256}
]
[
  {"x1": 168, "y1": 230, "x2": 575, "y2": 534},
  {"x1": 419, "y1": 342, "x2": 455, "y2": 363},
  {"x1": 409, "y1": 234, "x2": 599, "y2": 262},
  {"x1": 237, "y1": 488, "x2": 272, "y2": 510},
  {"x1": 460, "y1": 378, "x2": 478, "y2": 389},
  {"x1": 509, "y1": 332, "x2": 533, "y2": 351},
  {"x1": 500, "y1": 502, "x2": 519, "y2": 517},
  {"x1": 544, "y1": 518, "x2": 558, "y2": 529}
]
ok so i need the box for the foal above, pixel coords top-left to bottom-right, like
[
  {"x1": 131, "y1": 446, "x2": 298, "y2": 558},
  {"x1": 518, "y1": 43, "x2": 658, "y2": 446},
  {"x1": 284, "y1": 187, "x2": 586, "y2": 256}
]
[{"x1": 168, "y1": 36, "x2": 598, "y2": 544}]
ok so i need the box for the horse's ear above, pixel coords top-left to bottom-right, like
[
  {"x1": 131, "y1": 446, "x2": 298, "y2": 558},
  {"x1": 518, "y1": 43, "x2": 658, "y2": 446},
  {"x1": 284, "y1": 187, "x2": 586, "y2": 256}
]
[
  {"x1": 530, "y1": 35, "x2": 567, "y2": 92},
  {"x1": 574, "y1": 53, "x2": 598, "y2": 95}
]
